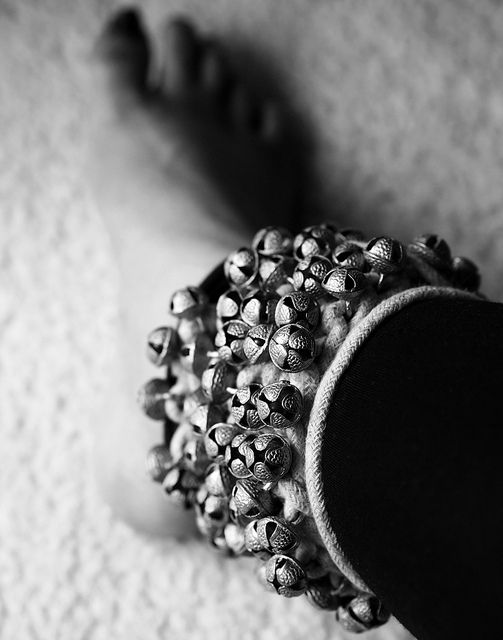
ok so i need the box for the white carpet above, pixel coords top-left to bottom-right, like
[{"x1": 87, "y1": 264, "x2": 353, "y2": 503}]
[{"x1": 2, "y1": 0, "x2": 501, "y2": 638}]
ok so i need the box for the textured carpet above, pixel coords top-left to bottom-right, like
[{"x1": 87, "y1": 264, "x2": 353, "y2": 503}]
[{"x1": 1, "y1": 0, "x2": 501, "y2": 638}]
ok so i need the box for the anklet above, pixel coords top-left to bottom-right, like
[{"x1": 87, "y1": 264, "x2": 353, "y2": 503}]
[{"x1": 139, "y1": 224, "x2": 481, "y2": 634}]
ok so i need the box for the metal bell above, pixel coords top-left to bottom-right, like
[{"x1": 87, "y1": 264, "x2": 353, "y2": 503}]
[
  {"x1": 336, "y1": 594, "x2": 390, "y2": 633},
  {"x1": 269, "y1": 323, "x2": 316, "y2": 372},
  {"x1": 182, "y1": 437, "x2": 209, "y2": 475},
  {"x1": 258, "y1": 255, "x2": 296, "y2": 292},
  {"x1": 188, "y1": 401, "x2": 225, "y2": 436},
  {"x1": 214, "y1": 319, "x2": 249, "y2": 363},
  {"x1": 146, "y1": 326, "x2": 180, "y2": 366},
  {"x1": 231, "y1": 478, "x2": 278, "y2": 519},
  {"x1": 240, "y1": 290, "x2": 278, "y2": 326},
  {"x1": 162, "y1": 464, "x2": 199, "y2": 508},
  {"x1": 230, "y1": 384, "x2": 264, "y2": 430},
  {"x1": 216, "y1": 289, "x2": 243, "y2": 325},
  {"x1": 305, "y1": 575, "x2": 342, "y2": 610},
  {"x1": 195, "y1": 485, "x2": 229, "y2": 530},
  {"x1": 243, "y1": 324, "x2": 274, "y2": 364},
  {"x1": 264, "y1": 554, "x2": 308, "y2": 597},
  {"x1": 169, "y1": 286, "x2": 208, "y2": 319},
  {"x1": 293, "y1": 224, "x2": 338, "y2": 260},
  {"x1": 224, "y1": 432, "x2": 254, "y2": 479},
  {"x1": 364, "y1": 236, "x2": 406, "y2": 275},
  {"x1": 256, "y1": 516, "x2": 298, "y2": 554},
  {"x1": 201, "y1": 360, "x2": 237, "y2": 403},
  {"x1": 245, "y1": 433, "x2": 292, "y2": 483},
  {"x1": 146, "y1": 444, "x2": 172, "y2": 483},
  {"x1": 256, "y1": 380, "x2": 303, "y2": 429},
  {"x1": 322, "y1": 267, "x2": 368, "y2": 300},
  {"x1": 179, "y1": 332, "x2": 214, "y2": 377},
  {"x1": 408, "y1": 233, "x2": 451, "y2": 269},
  {"x1": 292, "y1": 255, "x2": 333, "y2": 298},
  {"x1": 137, "y1": 377, "x2": 173, "y2": 420},
  {"x1": 244, "y1": 520, "x2": 271, "y2": 559},
  {"x1": 451, "y1": 256, "x2": 481, "y2": 291},
  {"x1": 252, "y1": 226, "x2": 294, "y2": 257},
  {"x1": 204, "y1": 423, "x2": 241, "y2": 460},
  {"x1": 332, "y1": 242, "x2": 366, "y2": 271},
  {"x1": 205, "y1": 462, "x2": 234, "y2": 496},
  {"x1": 224, "y1": 247, "x2": 259, "y2": 289},
  {"x1": 274, "y1": 291, "x2": 320, "y2": 331}
]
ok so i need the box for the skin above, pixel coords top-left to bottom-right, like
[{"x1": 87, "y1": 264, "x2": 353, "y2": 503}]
[{"x1": 89, "y1": 9, "x2": 296, "y2": 536}]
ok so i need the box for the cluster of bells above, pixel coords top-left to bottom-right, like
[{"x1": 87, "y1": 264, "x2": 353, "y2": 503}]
[{"x1": 138, "y1": 224, "x2": 481, "y2": 634}]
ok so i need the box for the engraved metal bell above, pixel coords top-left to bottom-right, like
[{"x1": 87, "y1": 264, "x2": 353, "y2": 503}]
[
  {"x1": 269, "y1": 323, "x2": 316, "y2": 372},
  {"x1": 274, "y1": 291, "x2": 320, "y2": 331},
  {"x1": 292, "y1": 255, "x2": 333, "y2": 298},
  {"x1": 256, "y1": 380, "x2": 304, "y2": 429},
  {"x1": 230, "y1": 383, "x2": 264, "y2": 430},
  {"x1": 252, "y1": 226, "x2": 294, "y2": 257},
  {"x1": 264, "y1": 554, "x2": 308, "y2": 597}
]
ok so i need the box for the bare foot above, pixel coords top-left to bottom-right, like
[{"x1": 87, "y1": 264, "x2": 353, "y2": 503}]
[{"x1": 88, "y1": 8, "x2": 296, "y2": 536}]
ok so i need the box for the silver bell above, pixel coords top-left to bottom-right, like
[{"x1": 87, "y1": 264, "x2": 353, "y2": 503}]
[
  {"x1": 182, "y1": 437, "x2": 209, "y2": 475},
  {"x1": 201, "y1": 361, "x2": 237, "y2": 403},
  {"x1": 162, "y1": 464, "x2": 199, "y2": 508},
  {"x1": 224, "y1": 247, "x2": 259, "y2": 289},
  {"x1": 274, "y1": 291, "x2": 320, "y2": 331},
  {"x1": 230, "y1": 384, "x2": 264, "y2": 430},
  {"x1": 332, "y1": 241, "x2": 367, "y2": 271},
  {"x1": 256, "y1": 380, "x2": 304, "y2": 429},
  {"x1": 292, "y1": 255, "x2": 333, "y2": 298},
  {"x1": 243, "y1": 324, "x2": 274, "y2": 364},
  {"x1": 256, "y1": 516, "x2": 298, "y2": 554},
  {"x1": 204, "y1": 423, "x2": 241, "y2": 460},
  {"x1": 205, "y1": 462, "x2": 234, "y2": 497},
  {"x1": 244, "y1": 520, "x2": 271, "y2": 559},
  {"x1": 137, "y1": 377, "x2": 174, "y2": 421},
  {"x1": 179, "y1": 332, "x2": 214, "y2": 377},
  {"x1": 252, "y1": 226, "x2": 294, "y2": 256},
  {"x1": 322, "y1": 266, "x2": 368, "y2": 301},
  {"x1": 146, "y1": 444, "x2": 172, "y2": 483},
  {"x1": 364, "y1": 236, "x2": 406, "y2": 275},
  {"x1": 264, "y1": 554, "x2": 308, "y2": 597},
  {"x1": 195, "y1": 485, "x2": 229, "y2": 530},
  {"x1": 146, "y1": 326, "x2": 180, "y2": 366},
  {"x1": 293, "y1": 224, "x2": 338, "y2": 260},
  {"x1": 214, "y1": 320, "x2": 249, "y2": 363},
  {"x1": 245, "y1": 433, "x2": 292, "y2": 484},
  {"x1": 225, "y1": 432, "x2": 255, "y2": 479},
  {"x1": 231, "y1": 478, "x2": 278, "y2": 519},
  {"x1": 169, "y1": 286, "x2": 208, "y2": 319},
  {"x1": 188, "y1": 401, "x2": 225, "y2": 436},
  {"x1": 258, "y1": 254, "x2": 296, "y2": 292},
  {"x1": 216, "y1": 289, "x2": 242, "y2": 325},
  {"x1": 336, "y1": 594, "x2": 390, "y2": 633},
  {"x1": 240, "y1": 290, "x2": 278, "y2": 326},
  {"x1": 269, "y1": 323, "x2": 316, "y2": 373},
  {"x1": 408, "y1": 233, "x2": 451, "y2": 269}
]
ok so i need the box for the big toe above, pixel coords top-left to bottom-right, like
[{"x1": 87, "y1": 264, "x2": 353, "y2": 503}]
[{"x1": 96, "y1": 7, "x2": 151, "y2": 104}]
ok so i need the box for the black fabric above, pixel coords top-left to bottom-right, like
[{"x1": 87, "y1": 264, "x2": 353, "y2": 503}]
[{"x1": 322, "y1": 297, "x2": 503, "y2": 640}]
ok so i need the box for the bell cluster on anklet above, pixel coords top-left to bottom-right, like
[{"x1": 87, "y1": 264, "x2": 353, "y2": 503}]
[{"x1": 138, "y1": 224, "x2": 481, "y2": 634}]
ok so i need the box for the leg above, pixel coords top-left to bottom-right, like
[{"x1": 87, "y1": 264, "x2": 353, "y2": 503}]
[{"x1": 88, "y1": 8, "x2": 296, "y2": 535}]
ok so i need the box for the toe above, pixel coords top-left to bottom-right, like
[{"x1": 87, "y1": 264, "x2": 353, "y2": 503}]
[
  {"x1": 199, "y1": 41, "x2": 230, "y2": 103},
  {"x1": 228, "y1": 84, "x2": 263, "y2": 137},
  {"x1": 96, "y1": 8, "x2": 151, "y2": 102},
  {"x1": 159, "y1": 17, "x2": 200, "y2": 97}
]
